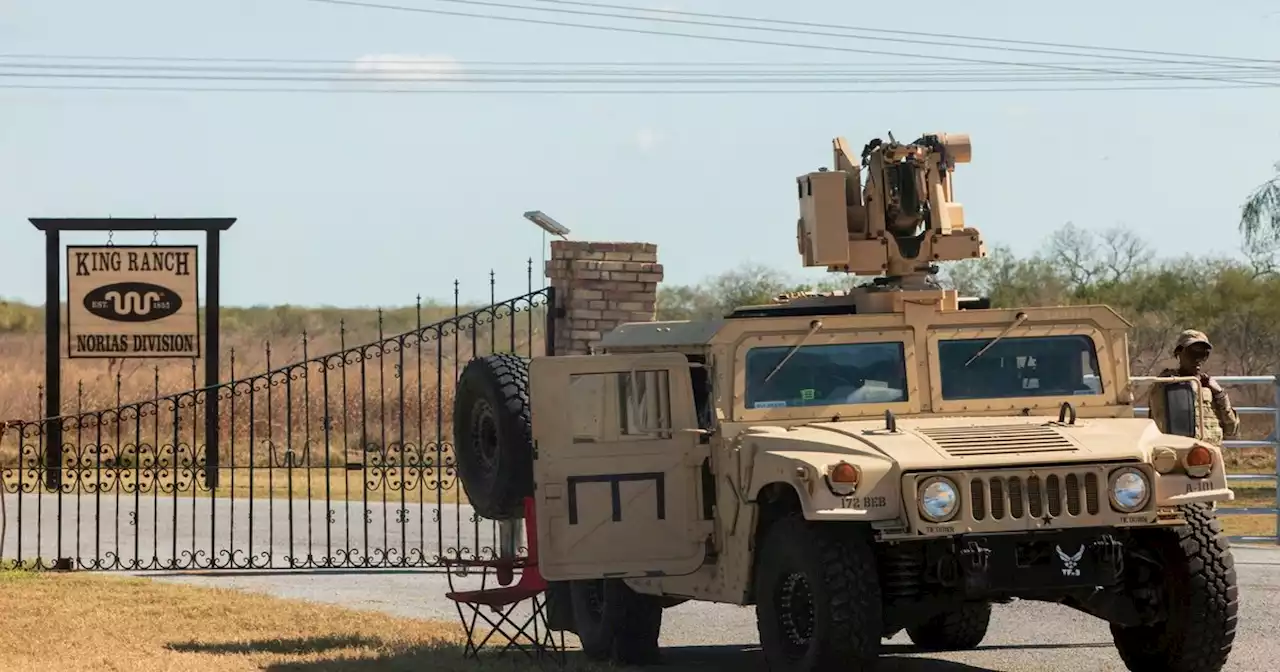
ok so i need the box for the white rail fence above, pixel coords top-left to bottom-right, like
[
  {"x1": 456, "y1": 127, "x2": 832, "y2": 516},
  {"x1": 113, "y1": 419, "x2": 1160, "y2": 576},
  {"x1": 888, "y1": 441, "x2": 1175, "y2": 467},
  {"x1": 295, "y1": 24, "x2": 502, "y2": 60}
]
[{"x1": 1132, "y1": 374, "x2": 1279, "y2": 545}]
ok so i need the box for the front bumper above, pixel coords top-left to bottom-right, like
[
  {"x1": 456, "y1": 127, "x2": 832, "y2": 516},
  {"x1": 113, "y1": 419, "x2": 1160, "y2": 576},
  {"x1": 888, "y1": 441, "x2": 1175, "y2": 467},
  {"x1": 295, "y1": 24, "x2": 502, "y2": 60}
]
[{"x1": 953, "y1": 528, "x2": 1127, "y2": 597}]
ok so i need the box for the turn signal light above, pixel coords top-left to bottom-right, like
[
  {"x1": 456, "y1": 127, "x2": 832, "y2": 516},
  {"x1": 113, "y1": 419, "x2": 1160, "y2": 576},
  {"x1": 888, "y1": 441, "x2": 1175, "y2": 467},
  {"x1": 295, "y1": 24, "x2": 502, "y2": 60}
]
[
  {"x1": 830, "y1": 462, "x2": 859, "y2": 485},
  {"x1": 825, "y1": 462, "x2": 861, "y2": 496},
  {"x1": 1184, "y1": 444, "x2": 1214, "y2": 479},
  {"x1": 1186, "y1": 445, "x2": 1213, "y2": 467}
]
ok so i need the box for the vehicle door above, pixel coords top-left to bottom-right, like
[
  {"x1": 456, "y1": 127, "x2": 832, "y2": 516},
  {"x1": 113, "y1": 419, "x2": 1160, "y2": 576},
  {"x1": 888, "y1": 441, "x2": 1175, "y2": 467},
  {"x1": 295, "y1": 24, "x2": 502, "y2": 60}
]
[{"x1": 530, "y1": 352, "x2": 708, "y2": 581}]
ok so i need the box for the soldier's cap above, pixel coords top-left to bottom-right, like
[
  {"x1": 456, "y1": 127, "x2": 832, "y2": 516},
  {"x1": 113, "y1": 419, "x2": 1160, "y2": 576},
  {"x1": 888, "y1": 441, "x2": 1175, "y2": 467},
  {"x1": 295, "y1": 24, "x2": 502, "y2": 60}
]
[{"x1": 1174, "y1": 329, "x2": 1212, "y2": 353}]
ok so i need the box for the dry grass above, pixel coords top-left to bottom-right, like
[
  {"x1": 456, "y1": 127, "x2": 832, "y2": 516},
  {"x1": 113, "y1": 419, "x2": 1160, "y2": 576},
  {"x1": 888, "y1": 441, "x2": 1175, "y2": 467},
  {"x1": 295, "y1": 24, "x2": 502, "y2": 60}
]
[
  {"x1": 0, "y1": 302, "x2": 551, "y2": 499},
  {"x1": 0, "y1": 299, "x2": 550, "y2": 419},
  {"x1": 1221, "y1": 515, "x2": 1278, "y2": 541},
  {"x1": 1221, "y1": 482, "x2": 1280, "y2": 542},
  {"x1": 0, "y1": 570, "x2": 605, "y2": 672},
  {"x1": 216, "y1": 468, "x2": 469, "y2": 503}
]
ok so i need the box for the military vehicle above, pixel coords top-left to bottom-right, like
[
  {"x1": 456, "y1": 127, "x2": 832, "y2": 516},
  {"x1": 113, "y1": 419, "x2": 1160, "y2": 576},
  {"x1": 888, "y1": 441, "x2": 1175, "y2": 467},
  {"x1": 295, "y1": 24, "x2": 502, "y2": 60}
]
[{"x1": 451, "y1": 132, "x2": 1240, "y2": 671}]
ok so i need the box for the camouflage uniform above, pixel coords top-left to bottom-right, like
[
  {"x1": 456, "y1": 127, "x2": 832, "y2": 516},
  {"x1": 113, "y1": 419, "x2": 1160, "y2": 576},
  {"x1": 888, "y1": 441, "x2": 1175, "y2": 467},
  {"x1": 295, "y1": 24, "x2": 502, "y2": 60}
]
[{"x1": 1146, "y1": 330, "x2": 1240, "y2": 447}]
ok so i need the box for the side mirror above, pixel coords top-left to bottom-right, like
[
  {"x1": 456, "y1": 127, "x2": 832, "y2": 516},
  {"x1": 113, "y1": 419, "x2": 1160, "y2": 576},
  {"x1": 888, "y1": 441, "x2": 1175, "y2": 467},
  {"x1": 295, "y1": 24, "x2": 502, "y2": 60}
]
[{"x1": 1162, "y1": 381, "x2": 1200, "y2": 438}]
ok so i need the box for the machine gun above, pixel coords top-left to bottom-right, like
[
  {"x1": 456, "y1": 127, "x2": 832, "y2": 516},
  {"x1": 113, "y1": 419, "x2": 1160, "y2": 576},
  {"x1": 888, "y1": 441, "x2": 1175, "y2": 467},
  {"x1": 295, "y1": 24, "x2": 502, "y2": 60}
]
[{"x1": 796, "y1": 132, "x2": 986, "y2": 292}]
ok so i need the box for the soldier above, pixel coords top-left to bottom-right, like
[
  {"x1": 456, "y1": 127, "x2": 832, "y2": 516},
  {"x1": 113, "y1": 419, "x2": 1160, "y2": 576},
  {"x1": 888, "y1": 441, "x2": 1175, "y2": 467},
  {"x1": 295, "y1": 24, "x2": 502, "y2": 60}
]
[{"x1": 1146, "y1": 329, "x2": 1240, "y2": 446}]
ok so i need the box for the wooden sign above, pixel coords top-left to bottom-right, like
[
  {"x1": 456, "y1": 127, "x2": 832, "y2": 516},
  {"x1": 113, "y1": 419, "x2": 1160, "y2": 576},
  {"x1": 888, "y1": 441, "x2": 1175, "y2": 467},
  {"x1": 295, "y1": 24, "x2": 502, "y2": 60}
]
[{"x1": 65, "y1": 245, "x2": 201, "y2": 359}]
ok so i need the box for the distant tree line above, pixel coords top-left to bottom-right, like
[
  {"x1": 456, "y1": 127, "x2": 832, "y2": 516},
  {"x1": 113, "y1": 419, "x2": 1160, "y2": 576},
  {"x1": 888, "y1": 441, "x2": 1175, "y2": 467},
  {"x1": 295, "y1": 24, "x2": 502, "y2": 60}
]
[{"x1": 656, "y1": 222, "x2": 1280, "y2": 380}]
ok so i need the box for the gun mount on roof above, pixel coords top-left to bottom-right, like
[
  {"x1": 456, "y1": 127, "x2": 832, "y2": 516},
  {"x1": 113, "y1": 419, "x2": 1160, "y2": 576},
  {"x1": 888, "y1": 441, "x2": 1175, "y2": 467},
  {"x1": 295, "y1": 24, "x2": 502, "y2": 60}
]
[{"x1": 796, "y1": 132, "x2": 986, "y2": 289}]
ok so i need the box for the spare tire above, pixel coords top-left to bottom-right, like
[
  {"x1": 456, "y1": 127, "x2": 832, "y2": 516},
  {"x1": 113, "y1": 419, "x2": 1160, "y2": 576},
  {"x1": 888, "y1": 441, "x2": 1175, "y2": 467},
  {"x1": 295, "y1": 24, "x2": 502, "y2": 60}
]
[{"x1": 451, "y1": 353, "x2": 535, "y2": 521}]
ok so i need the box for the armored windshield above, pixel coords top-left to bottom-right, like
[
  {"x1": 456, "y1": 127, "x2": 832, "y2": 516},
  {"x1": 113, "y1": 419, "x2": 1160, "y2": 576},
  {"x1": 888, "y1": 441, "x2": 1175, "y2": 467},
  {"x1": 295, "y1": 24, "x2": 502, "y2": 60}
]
[
  {"x1": 744, "y1": 341, "x2": 908, "y2": 409},
  {"x1": 936, "y1": 334, "x2": 1103, "y2": 401}
]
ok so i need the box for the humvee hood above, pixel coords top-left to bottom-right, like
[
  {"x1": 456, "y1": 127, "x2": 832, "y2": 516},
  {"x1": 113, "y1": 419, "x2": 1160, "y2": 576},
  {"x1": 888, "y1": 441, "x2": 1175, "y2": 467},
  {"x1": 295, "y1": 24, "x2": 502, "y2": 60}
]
[{"x1": 788, "y1": 415, "x2": 1165, "y2": 471}]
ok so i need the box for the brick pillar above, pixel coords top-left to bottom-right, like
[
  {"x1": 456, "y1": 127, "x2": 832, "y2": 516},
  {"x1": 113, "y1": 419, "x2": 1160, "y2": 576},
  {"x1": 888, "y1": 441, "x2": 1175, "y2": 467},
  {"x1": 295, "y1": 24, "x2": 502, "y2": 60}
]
[{"x1": 545, "y1": 241, "x2": 663, "y2": 355}]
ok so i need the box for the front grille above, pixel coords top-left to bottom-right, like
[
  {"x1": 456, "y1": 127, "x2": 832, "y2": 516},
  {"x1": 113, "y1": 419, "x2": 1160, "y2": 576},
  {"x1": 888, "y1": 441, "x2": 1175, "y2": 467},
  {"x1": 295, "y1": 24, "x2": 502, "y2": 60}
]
[
  {"x1": 969, "y1": 471, "x2": 1101, "y2": 522},
  {"x1": 917, "y1": 424, "x2": 1078, "y2": 457}
]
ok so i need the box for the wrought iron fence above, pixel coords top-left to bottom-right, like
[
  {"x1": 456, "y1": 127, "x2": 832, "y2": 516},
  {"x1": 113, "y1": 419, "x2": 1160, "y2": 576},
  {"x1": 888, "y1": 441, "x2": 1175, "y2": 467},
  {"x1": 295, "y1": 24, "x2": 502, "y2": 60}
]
[
  {"x1": 1132, "y1": 374, "x2": 1280, "y2": 545},
  {"x1": 0, "y1": 268, "x2": 554, "y2": 571},
  {"x1": 6, "y1": 310, "x2": 1277, "y2": 570}
]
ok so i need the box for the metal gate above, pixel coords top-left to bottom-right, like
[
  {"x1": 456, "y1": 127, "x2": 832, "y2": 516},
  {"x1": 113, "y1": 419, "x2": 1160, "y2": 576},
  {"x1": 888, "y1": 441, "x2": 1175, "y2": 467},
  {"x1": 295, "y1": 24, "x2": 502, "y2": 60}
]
[{"x1": 0, "y1": 270, "x2": 553, "y2": 571}]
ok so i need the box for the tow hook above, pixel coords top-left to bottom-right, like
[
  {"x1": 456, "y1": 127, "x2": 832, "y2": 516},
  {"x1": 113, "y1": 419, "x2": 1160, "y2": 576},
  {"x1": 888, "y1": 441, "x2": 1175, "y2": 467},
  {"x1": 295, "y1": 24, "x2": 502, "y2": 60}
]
[
  {"x1": 960, "y1": 541, "x2": 991, "y2": 572},
  {"x1": 1091, "y1": 534, "x2": 1126, "y2": 577}
]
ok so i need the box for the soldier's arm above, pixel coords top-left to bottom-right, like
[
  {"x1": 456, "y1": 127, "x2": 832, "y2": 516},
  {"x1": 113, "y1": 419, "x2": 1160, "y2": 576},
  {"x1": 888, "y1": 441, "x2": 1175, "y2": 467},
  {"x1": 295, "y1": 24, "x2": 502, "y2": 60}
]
[{"x1": 1212, "y1": 386, "x2": 1240, "y2": 438}]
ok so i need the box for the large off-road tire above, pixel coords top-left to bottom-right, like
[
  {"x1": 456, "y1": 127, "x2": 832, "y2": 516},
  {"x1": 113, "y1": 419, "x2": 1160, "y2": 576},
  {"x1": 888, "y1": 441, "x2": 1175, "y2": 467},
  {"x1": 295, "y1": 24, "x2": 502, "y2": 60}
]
[
  {"x1": 570, "y1": 578, "x2": 664, "y2": 665},
  {"x1": 905, "y1": 602, "x2": 991, "y2": 651},
  {"x1": 754, "y1": 516, "x2": 883, "y2": 671},
  {"x1": 1110, "y1": 503, "x2": 1239, "y2": 672},
  {"x1": 451, "y1": 354, "x2": 534, "y2": 521}
]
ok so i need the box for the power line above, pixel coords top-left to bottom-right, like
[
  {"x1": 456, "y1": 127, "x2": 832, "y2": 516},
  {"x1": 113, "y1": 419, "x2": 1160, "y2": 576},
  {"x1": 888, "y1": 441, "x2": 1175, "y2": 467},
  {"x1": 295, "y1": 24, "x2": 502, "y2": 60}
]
[
  {"x1": 524, "y1": 0, "x2": 1280, "y2": 66},
  {"x1": 2, "y1": 53, "x2": 1268, "y2": 70},
  {"x1": 438, "y1": 0, "x2": 1277, "y2": 71},
  {"x1": 5, "y1": 60, "x2": 1280, "y2": 80},
  {"x1": 6, "y1": 66, "x2": 1280, "y2": 86},
  {"x1": 0, "y1": 82, "x2": 1262, "y2": 95},
  {"x1": 294, "y1": 0, "x2": 1275, "y2": 86}
]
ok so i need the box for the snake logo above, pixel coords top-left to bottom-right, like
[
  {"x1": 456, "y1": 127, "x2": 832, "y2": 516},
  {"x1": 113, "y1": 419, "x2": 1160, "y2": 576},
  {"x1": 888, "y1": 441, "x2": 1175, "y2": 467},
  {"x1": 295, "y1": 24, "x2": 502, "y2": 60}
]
[{"x1": 83, "y1": 282, "x2": 183, "y2": 323}]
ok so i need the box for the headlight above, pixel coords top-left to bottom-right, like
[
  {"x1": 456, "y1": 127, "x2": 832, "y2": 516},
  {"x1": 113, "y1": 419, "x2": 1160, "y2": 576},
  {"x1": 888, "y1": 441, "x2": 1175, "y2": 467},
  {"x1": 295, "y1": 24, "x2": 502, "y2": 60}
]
[
  {"x1": 1109, "y1": 467, "x2": 1151, "y2": 512},
  {"x1": 918, "y1": 476, "x2": 960, "y2": 523}
]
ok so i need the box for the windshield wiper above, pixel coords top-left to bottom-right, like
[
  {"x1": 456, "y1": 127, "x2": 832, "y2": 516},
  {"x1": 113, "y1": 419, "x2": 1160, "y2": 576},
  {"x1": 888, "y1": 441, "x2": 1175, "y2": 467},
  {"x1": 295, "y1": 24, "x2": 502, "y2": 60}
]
[
  {"x1": 764, "y1": 319, "x2": 824, "y2": 383},
  {"x1": 963, "y1": 311, "x2": 1028, "y2": 367}
]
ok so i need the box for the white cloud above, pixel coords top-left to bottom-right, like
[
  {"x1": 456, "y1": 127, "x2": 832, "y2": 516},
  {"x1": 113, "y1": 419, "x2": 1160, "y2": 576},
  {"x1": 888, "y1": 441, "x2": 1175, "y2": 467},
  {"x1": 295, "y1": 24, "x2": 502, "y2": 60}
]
[
  {"x1": 351, "y1": 53, "x2": 462, "y2": 81},
  {"x1": 633, "y1": 127, "x2": 664, "y2": 155}
]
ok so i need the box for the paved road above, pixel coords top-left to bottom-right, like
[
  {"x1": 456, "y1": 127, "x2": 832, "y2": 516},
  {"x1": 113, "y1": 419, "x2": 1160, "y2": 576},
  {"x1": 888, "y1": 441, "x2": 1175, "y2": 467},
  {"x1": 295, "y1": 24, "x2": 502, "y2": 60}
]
[
  {"x1": 146, "y1": 547, "x2": 1280, "y2": 671},
  {"x1": 5, "y1": 492, "x2": 1279, "y2": 670}
]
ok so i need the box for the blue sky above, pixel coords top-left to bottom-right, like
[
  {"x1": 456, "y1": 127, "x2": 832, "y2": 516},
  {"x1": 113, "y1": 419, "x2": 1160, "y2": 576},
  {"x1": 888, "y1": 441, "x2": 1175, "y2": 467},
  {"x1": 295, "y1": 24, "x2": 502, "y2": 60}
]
[{"x1": 2, "y1": 0, "x2": 1279, "y2": 308}]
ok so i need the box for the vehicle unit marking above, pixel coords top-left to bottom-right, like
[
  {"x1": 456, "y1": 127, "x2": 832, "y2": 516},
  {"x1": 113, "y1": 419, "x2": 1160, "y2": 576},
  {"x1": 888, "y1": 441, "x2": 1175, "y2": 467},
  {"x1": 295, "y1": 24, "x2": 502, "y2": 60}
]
[
  {"x1": 1056, "y1": 544, "x2": 1084, "y2": 577},
  {"x1": 840, "y1": 495, "x2": 887, "y2": 509}
]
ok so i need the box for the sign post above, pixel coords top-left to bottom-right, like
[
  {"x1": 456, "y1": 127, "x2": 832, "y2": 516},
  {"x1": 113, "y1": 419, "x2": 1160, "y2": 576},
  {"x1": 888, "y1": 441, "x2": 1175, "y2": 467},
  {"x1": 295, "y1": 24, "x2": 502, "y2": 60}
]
[{"x1": 30, "y1": 218, "x2": 235, "y2": 491}]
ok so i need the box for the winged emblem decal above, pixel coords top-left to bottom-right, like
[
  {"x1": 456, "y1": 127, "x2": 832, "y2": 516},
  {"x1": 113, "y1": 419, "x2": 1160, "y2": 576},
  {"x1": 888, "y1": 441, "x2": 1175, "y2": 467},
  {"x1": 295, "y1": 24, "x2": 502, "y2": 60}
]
[{"x1": 1055, "y1": 544, "x2": 1084, "y2": 577}]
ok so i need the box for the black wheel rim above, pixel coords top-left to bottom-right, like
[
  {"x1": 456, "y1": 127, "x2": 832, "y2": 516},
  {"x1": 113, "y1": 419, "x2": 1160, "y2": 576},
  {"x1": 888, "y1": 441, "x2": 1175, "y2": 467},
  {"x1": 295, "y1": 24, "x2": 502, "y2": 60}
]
[
  {"x1": 470, "y1": 400, "x2": 500, "y2": 471},
  {"x1": 775, "y1": 571, "x2": 816, "y2": 660}
]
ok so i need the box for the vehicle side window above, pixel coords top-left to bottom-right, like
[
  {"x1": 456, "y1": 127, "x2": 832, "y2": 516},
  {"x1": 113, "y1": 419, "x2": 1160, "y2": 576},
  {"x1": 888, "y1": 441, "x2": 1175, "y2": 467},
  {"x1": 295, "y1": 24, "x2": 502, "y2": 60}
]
[
  {"x1": 568, "y1": 373, "x2": 612, "y2": 442},
  {"x1": 618, "y1": 369, "x2": 672, "y2": 439},
  {"x1": 566, "y1": 369, "x2": 674, "y2": 442}
]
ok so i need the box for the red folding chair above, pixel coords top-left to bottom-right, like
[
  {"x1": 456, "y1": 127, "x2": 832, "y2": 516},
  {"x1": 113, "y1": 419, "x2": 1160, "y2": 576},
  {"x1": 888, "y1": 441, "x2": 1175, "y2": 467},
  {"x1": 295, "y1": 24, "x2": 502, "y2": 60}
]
[{"x1": 443, "y1": 496, "x2": 565, "y2": 665}]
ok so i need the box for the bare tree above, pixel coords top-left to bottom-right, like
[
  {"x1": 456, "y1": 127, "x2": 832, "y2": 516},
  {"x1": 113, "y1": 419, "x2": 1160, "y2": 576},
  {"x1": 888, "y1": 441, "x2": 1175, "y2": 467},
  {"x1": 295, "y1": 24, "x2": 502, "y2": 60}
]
[
  {"x1": 1240, "y1": 161, "x2": 1280, "y2": 244},
  {"x1": 1047, "y1": 222, "x2": 1100, "y2": 288},
  {"x1": 1097, "y1": 228, "x2": 1152, "y2": 283},
  {"x1": 1046, "y1": 223, "x2": 1151, "y2": 289}
]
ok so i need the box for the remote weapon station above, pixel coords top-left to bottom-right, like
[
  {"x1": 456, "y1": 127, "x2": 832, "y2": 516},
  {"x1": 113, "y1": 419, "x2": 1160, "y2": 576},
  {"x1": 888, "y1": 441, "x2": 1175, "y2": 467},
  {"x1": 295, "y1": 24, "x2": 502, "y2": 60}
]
[{"x1": 451, "y1": 132, "x2": 1239, "y2": 672}]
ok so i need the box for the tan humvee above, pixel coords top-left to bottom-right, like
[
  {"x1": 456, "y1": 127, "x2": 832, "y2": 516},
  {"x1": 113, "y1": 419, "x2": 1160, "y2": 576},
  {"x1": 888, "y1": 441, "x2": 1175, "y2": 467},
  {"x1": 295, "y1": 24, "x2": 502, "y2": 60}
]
[{"x1": 451, "y1": 133, "x2": 1239, "y2": 672}]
